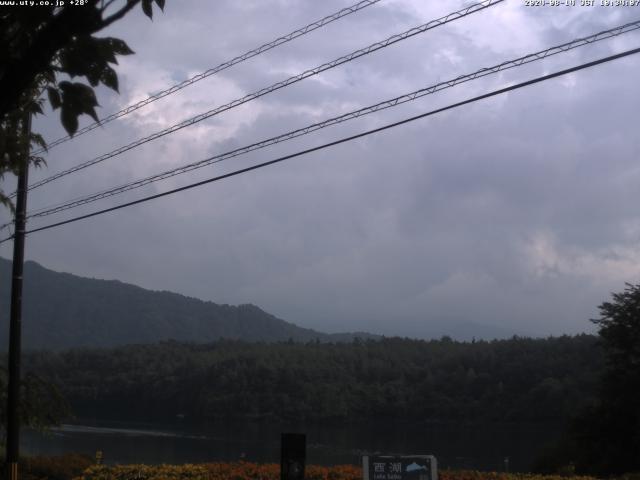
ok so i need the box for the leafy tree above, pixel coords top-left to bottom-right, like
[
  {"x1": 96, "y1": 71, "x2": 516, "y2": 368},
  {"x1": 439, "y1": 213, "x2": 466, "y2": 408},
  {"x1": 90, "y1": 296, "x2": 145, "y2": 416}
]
[
  {"x1": 570, "y1": 283, "x2": 640, "y2": 475},
  {"x1": 0, "y1": 0, "x2": 165, "y2": 445},
  {"x1": 0, "y1": 366, "x2": 70, "y2": 446},
  {"x1": 593, "y1": 283, "x2": 640, "y2": 385},
  {"x1": 0, "y1": 0, "x2": 165, "y2": 210},
  {"x1": 20, "y1": 336, "x2": 602, "y2": 425}
]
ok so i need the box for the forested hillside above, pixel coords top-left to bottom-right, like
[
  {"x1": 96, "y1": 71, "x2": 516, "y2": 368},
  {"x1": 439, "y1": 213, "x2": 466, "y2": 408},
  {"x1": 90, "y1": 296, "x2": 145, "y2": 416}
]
[
  {"x1": 0, "y1": 258, "x2": 375, "y2": 349},
  {"x1": 23, "y1": 335, "x2": 602, "y2": 424}
]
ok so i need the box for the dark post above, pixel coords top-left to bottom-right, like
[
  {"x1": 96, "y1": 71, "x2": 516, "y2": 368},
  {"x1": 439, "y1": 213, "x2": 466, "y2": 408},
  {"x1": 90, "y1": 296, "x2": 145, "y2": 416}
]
[
  {"x1": 5, "y1": 112, "x2": 31, "y2": 480},
  {"x1": 280, "y1": 433, "x2": 306, "y2": 480}
]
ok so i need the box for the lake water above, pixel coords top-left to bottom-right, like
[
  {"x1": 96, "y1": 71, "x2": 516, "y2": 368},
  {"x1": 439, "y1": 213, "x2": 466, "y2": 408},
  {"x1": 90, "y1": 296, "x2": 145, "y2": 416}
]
[{"x1": 21, "y1": 420, "x2": 561, "y2": 472}]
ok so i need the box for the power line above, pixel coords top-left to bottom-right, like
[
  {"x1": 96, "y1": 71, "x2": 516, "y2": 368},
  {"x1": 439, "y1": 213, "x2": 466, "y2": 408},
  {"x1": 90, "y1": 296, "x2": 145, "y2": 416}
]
[
  {"x1": 24, "y1": 0, "x2": 501, "y2": 193},
  {"x1": 2, "y1": 45, "x2": 637, "y2": 245},
  {"x1": 32, "y1": 0, "x2": 384, "y2": 155},
  {"x1": 17, "y1": 0, "x2": 502, "y2": 196},
  {"x1": 19, "y1": 18, "x2": 640, "y2": 222}
]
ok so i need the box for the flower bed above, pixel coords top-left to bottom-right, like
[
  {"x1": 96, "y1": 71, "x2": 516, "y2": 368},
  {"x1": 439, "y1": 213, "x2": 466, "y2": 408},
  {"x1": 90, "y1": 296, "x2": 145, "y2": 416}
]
[{"x1": 73, "y1": 462, "x2": 599, "y2": 480}]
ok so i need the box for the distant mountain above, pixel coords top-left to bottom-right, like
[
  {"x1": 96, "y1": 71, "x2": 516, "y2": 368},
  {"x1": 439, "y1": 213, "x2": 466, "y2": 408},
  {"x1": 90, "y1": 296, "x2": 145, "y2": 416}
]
[
  {"x1": 0, "y1": 258, "x2": 378, "y2": 350},
  {"x1": 413, "y1": 319, "x2": 529, "y2": 341}
]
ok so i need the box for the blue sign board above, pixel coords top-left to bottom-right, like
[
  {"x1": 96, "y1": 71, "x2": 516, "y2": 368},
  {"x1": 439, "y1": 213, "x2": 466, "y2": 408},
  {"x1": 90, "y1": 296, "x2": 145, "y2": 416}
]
[{"x1": 362, "y1": 455, "x2": 437, "y2": 480}]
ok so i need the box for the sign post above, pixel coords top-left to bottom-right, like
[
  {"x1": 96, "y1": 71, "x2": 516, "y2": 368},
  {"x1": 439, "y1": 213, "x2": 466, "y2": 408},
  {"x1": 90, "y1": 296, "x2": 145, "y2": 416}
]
[
  {"x1": 280, "y1": 433, "x2": 306, "y2": 480},
  {"x1": 5, "y1": 111, "x2": 31, "y2": 480},
  {"x1": 363, "y1": 455, "x2": 437, "y2": 480}
]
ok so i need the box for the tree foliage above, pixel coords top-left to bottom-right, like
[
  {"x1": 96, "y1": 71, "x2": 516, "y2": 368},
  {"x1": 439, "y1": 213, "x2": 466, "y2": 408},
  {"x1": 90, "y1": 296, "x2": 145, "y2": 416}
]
[
  {"x1": 22, "y1": 335, "x2": 602, "y2": 425},
  {"x1": 593, "y1": 283, "x2": 640, "y2": 382},
  {"x1": 539, "y1": 284, "x2": 640, "y2": 476},
  {"x1": 0, "y1": 366, "x2": 70, "y2": 445},
  {"x1": 0, "y1": 0, "x2": 165, "y2": 210},
  {"x1": 0, "y1": 0, "x2": 165, "y2": 443},
  {"x1": 569, "y1": 283, "x2": 640, "y2": 475}
]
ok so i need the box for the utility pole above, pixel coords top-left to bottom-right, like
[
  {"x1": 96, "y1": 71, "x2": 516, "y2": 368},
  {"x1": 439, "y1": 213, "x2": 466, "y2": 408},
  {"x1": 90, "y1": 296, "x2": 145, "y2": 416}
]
[{"x1": 5, "y1": 111, "x2": 31, "y2": 480}]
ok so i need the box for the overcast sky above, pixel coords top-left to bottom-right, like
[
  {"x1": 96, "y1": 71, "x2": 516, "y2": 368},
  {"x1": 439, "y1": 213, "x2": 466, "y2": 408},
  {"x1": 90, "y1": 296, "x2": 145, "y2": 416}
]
[{"x1": 2, "y1": 0, "x2": 640, "y2": 338}]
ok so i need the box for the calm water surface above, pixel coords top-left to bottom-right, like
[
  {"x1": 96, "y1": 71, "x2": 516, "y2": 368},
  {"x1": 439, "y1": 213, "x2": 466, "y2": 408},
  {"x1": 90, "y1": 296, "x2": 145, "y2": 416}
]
[{"x1": 22, "y1": 420, "x2": 561, "y2": 472}]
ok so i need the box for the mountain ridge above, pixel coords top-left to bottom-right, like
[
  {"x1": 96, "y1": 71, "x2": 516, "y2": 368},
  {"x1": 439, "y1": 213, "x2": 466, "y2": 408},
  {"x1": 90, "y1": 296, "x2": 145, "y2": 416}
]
[{"x1": 0, "y1": 257, "x2": 378, "y2": 350}]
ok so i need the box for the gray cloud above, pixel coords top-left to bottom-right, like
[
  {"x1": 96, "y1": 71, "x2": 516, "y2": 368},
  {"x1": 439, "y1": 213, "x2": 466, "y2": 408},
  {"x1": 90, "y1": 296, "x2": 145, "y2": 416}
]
[{"x1": 2, "y1": 0, "x2": 640, "y2": 339}]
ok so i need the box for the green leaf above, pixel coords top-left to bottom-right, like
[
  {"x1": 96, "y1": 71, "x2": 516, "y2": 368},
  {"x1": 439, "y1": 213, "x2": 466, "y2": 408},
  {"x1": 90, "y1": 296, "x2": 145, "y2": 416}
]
[
  {"x1": 95, "y1": 37, "x2": 117, "y2": 64},
  {"x1": 101, "y1": 66, "x2": 119, "y2": 92},
  {"x1": 154, "y1": 0, "x2": 165, "y2": 10},
  {"x1": 72, "y1": 83, "x2": 99, "y2": 108},
  {"x1": 58, "y1": 82, "x2": 101, "y2": 134},
  {"x1": 61, "y1": 105, "x2": 79, "y2": 136},
  {"x1": 29, "y1": 155, "x2": 47, "y2": 169},
  {"x1": 58, "y1": 36, "x2": 130, "y2": 90},
  {"x1": 58, "y1": 80, "x2": 72, "y2": 93},
  {"x1": 85, "y1": 106, "x2": 99, "y2": 123},
  {"x1": 85, "y1": 68, "x2": 101, "y2": 87},
  {"x1": 108, "y1": 38, "x2": 134, "y2": 56},
  {"x1": 59, "y1": 39, "x2": 98, "y2": 78},
  {"x1": 30, "y1": 132, "x2": 48, "y2": 152},
  {"x1": 30, "y1": 102, "x2": 43, "y2": 115},
  {"x1": 41, "y1": 69, "x2": 56, "y2": 85},
  {"x1": 141, "y1": 0, "x2": 153, "y2": 19}
]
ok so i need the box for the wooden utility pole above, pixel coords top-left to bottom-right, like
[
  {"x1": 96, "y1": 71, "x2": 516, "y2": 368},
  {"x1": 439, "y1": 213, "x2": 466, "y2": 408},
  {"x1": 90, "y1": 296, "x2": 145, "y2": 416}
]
[{"x1": 5, "y1": 112, "x2": 31, "y2": 480}]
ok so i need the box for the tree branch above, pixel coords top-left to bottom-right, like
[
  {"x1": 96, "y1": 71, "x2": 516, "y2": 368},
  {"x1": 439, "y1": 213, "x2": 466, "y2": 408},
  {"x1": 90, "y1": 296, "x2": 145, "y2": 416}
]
[
  {"x1": 100, "y1": 0, "x2": 119, "y2": 14},
  {"x1": 101, "y1": 0, "x2": 140, "y2": 29}
]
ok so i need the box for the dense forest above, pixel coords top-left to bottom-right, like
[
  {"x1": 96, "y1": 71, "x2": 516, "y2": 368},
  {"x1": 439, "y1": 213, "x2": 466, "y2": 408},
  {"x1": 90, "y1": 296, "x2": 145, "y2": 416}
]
[{"x1": 21, "y1": 335, "x2": 602, "y2": 425}]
